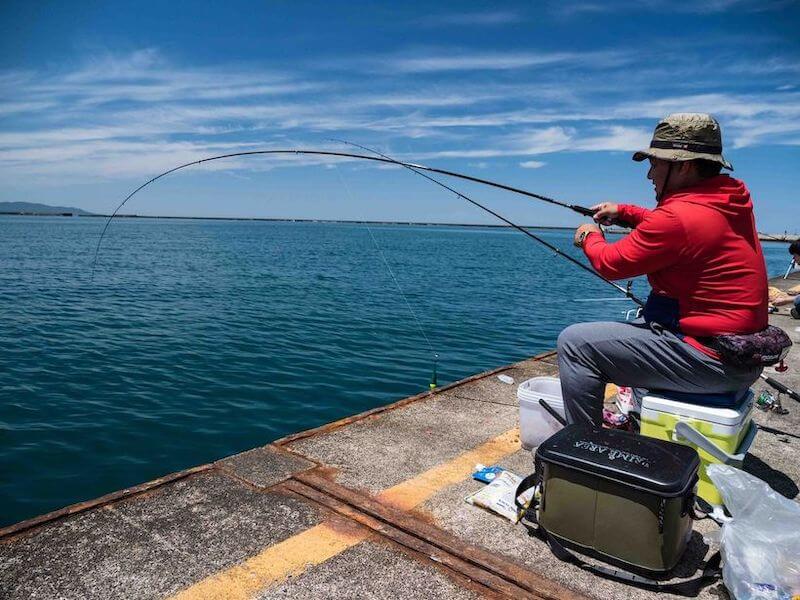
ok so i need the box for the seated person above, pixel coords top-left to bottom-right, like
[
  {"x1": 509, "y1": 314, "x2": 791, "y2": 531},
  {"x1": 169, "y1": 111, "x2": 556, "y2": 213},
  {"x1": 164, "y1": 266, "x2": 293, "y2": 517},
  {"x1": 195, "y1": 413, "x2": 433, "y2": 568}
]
[
  {"x1": 770, "y1": 242, "x2": 800, "y2": 318},
  {"x1": 559, "y1": 113, "x2": 767, "y2": 425}
]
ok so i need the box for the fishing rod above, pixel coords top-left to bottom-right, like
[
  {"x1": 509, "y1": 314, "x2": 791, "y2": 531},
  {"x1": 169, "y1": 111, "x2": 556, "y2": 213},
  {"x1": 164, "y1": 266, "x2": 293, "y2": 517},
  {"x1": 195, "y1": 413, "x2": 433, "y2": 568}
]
[
  {"x1": 332, "y1": 139, "x2": 644, "y2": 306},
  {"x1": 92, "y1": 147, "x2": 644, "y2": 305},
  {"x1": 92, "y1": 149, "x2": 604, "y2": 277},
  {"x1": 784, "y1": 258, "x2": 796, "y2": 280}
]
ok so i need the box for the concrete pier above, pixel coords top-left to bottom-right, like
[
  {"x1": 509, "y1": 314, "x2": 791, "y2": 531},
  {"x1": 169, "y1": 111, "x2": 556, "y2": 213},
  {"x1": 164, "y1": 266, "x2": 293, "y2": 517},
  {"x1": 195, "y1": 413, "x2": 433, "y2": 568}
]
[{"x1": 3, "y1": 275, "x2": 800, "y2": 599}]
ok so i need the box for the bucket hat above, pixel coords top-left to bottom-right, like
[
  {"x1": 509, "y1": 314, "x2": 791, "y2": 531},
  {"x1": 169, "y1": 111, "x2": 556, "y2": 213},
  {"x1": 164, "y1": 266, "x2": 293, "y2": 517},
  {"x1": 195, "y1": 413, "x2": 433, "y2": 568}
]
[{"x1": 632, "y1": 113, "x2": 733, "y2": 171}]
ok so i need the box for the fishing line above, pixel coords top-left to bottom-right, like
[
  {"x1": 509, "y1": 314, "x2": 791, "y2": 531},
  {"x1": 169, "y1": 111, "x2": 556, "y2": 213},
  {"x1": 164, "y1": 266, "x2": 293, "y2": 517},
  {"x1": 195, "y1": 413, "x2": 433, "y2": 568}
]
[
  {"x1": 331, "y1": 139, "x2": 645, "y2": 307},
  {"x1": 331, "y1": 163, "x2": 439, "y2": 388},
  {"x1": 334, "y1": 165, "x2": 439, "y2": 358},
  {"x1": 91, "y1": 149, "x2": 604, "y2": 280}
]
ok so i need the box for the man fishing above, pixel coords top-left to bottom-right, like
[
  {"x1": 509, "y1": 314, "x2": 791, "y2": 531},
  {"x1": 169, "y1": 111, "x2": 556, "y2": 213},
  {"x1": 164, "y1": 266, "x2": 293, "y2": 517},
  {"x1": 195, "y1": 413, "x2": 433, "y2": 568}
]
[{"x1": 559, "y1": 113, "x2": 768, "y2": 426}]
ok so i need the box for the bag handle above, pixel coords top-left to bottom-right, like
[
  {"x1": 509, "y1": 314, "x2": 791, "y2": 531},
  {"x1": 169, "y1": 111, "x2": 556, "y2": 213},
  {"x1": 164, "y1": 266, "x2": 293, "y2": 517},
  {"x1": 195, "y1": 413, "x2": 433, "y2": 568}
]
[
  {"x1": 514, "y1": 472, "x2": 540, "y2": 512},
  {"x1": 540, "y1": 528, "x2": 721, "y2": 597}
]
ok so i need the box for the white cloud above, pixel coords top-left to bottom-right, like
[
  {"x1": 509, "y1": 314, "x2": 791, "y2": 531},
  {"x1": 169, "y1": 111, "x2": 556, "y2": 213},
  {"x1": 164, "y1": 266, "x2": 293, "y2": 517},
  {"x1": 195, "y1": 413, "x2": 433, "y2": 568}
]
[
  {"x1": 512, "y1": 127, "x2": 576, "y2": 154},
  {"x1": 0, "y1": 101, "x2": 58, "y2": 116},
  {"x1": 574, "y1": 126, "x2": 652, "y2": 152},
  {"x1": 520, "y1": 160, "x2": 546, "y2": 168}
]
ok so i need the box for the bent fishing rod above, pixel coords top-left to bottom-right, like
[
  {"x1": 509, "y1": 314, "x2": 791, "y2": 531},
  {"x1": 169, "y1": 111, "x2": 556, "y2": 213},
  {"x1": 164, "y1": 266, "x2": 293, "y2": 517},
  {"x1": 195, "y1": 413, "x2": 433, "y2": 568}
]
[
  {"x1": 92, "y1": 149, "x2": 599, "y2": 270},
  {"x1": 92, "y1": 147, "x2": 644, "y2": 305},
  {"x1": 333, "y1": 139, "x2": 644, "y2": 306}
]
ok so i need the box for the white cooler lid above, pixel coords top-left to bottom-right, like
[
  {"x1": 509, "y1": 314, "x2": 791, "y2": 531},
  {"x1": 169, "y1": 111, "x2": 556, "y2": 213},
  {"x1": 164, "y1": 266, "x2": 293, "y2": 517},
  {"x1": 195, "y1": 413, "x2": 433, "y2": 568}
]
[{"x1": 641, "y1": 392, "x2": 753, "y2": 427}]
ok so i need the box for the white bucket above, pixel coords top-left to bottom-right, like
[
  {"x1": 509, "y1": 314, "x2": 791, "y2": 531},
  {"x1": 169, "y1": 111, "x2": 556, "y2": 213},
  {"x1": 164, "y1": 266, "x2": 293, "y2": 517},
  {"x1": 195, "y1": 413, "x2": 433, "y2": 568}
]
[{"x1": 518, "y1": 377, "x2": 566, "y2": 450}]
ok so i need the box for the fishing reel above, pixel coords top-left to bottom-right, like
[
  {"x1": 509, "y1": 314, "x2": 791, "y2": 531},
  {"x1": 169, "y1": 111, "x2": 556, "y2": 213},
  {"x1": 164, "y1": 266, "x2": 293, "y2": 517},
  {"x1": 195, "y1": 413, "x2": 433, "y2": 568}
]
[{"x1": 756, "y1": 389, "x2": 789, "y2": 415}]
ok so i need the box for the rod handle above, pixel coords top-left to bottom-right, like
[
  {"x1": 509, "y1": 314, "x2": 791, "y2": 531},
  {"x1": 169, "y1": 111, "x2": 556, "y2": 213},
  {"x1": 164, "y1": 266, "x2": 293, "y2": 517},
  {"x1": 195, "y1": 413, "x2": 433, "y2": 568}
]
[{"x1": 539, "y1": 399, "x2": 568, "y2": 427}]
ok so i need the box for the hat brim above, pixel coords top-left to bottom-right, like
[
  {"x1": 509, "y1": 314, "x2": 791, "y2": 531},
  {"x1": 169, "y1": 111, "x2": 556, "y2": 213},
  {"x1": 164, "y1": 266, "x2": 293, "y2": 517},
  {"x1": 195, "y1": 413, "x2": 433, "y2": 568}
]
[{"x1": 632, "y1": 147, "x2": 733, "y2": 171}]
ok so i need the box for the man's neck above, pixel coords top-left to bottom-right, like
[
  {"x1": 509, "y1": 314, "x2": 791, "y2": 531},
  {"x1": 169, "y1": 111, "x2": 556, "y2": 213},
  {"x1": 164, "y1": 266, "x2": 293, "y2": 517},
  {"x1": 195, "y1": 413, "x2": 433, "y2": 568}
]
[{"x1": 664, "y1": 173, "x2": 719, "y2": 196}]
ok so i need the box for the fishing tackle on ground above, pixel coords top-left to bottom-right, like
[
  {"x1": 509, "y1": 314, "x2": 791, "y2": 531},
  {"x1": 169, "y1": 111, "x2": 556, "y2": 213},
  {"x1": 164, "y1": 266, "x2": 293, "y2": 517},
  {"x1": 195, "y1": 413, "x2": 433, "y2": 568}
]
[
  {"x1": 92, "y1": 148, "x2": 622, "y2": 278},
  {"x1": 760, "y1": 373, "x2": 800, "y2": 404},
  {"x1": 332, "y1": 139, "x2": 644, "y2": 306},
  {"x1": 756, "y1": 389, "x2": 788, "y2": 415}
]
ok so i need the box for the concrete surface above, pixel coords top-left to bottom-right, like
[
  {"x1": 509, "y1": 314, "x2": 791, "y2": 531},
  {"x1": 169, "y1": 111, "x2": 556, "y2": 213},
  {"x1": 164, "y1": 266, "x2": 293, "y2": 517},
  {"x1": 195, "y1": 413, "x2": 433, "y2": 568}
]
[
  {"x1": 1, "y1": 471, "x2": 328, "y2": 599},
  {"x1": 2, "y1": 274, "x2": 799, "y2": 600},
  {"x1": 258, "y1": 541, "x2": 483, "y2": 600}
]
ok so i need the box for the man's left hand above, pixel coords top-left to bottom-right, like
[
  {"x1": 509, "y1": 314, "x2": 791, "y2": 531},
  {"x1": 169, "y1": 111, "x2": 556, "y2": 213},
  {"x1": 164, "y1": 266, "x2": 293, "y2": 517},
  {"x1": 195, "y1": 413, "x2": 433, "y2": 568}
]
[{"x1": 574, "y1": 223, "x2": 603, "y2": 248}]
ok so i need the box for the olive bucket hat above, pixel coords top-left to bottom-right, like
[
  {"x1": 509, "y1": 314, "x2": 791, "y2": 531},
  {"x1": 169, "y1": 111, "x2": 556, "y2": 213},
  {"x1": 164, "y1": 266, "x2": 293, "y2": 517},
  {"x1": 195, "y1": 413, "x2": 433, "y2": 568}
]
[{"x1": 632, "y1": 112, "x2": 733, "y2": 171}]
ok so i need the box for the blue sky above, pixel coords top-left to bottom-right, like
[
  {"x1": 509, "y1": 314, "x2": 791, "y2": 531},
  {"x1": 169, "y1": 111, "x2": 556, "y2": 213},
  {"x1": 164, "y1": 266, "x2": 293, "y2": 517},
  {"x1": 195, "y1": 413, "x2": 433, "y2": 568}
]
[{"x1": 1, "y1": 0, "x2": 798, "y2": 230}]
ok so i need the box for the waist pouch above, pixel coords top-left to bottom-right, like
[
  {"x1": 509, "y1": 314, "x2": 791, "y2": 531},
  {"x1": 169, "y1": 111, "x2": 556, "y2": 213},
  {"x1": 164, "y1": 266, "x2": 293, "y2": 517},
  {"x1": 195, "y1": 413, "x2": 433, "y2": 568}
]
[
  {"x1": 515, "y1": 425, "x2": 721, "y2": 596},
  {"x1": 642, "y1": 294, "x2": 680, "y2": 331},
  {"x1": 709, "y1": 326, "x2": 792, "y2": 368},
  {"x1": 643, "y1": 293, "x2": 792, "y2": 367}
]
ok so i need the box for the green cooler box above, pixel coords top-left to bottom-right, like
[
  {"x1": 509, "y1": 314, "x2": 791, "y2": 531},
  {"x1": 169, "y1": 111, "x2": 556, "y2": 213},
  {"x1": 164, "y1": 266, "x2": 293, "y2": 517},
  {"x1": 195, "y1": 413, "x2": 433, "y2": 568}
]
[{"x1": 640, "y1": 390, "x2": 756, "y2": 506}]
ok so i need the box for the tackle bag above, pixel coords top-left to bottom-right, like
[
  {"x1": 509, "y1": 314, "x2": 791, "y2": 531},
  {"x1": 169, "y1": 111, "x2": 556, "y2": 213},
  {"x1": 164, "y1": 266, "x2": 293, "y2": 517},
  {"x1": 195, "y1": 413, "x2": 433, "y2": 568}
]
[
  {"x1": 710, "y1": 325, "x2": 792, "y2": 368},
  {"x1": 516, "y1": 425, "x2": 721, "y2": 596}
]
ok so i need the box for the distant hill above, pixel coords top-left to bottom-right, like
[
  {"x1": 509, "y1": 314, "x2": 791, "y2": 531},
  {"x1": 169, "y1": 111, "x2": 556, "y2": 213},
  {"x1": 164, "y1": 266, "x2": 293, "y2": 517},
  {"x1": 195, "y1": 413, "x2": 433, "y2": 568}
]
[{"x1": 0, "y1": 201, "x2": 93, "y2": 215}]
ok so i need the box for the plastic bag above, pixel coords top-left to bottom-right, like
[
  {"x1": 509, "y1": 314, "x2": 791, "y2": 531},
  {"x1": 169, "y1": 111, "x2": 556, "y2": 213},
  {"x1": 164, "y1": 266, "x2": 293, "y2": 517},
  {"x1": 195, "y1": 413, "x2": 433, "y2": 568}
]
[
  {"x1": 707, "y1": 464, "x2": 800, "y2": 599},
  {"x1": 465, "y1": 471, "x2": 533, "y2": 522}
]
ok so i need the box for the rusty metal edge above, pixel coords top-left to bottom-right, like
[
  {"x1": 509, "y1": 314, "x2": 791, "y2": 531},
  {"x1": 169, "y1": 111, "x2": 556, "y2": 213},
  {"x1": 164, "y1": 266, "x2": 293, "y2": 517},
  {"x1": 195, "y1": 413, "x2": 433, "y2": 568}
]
[
  {"x1": 0, "y1": 463, "x2": 213, "y2": 540},
  {"x1": 1, "y1": 350, "x2": 557, "y2": 541},
  {"x1": 282, "y1": 479, "x2": 538, "y2": 600},
  {"x1": 275, "y1": 350, "x2": 558, "y2": 447},
  {"x1": 291, "y1": 470, "x2": 584, "y2": 600}
]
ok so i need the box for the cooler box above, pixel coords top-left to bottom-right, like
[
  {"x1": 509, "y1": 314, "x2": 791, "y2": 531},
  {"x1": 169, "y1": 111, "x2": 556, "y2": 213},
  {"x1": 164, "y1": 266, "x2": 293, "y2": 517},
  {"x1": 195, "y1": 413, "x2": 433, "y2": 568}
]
[
  {"x1": 518, "y1": 377, "x2": 566, "y2": 450},
  {"x1": 640, "y1": 390, "x2": 757, "y2": 506},
  {"x1": 535, "y1": 424, "x2": 699, "y2": 574}
]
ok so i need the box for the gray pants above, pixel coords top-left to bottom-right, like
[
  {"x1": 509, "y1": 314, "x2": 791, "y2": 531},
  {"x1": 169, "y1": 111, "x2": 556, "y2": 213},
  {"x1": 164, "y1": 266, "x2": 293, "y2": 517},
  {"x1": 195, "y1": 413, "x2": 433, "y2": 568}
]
[{"x1": 557, "y1": 320, "x2": 762, "y2": 425}]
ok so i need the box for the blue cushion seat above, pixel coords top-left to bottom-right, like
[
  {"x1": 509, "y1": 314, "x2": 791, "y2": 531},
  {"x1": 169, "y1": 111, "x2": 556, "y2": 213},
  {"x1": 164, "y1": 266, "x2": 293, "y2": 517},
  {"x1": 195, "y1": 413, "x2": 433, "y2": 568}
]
[{"x1": 646, "y1": 388, "x2": 749, "y2": 409}]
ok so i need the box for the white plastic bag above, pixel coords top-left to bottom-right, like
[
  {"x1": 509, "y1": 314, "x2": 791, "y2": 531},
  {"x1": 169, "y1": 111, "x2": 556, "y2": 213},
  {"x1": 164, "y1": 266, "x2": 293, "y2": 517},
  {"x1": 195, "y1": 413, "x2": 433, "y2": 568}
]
[
  {"x1": 465, "y1": 471, "x2": 533, "y2": 522},
  {"x1": 707, "y1": 464, "x2": 800, "y2": 599}
]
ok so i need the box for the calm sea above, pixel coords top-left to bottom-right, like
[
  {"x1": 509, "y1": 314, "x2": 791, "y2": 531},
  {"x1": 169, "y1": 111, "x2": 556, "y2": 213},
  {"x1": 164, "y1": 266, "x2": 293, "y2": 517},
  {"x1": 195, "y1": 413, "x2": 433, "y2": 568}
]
[{"x1": 0, "y1": 216, "x2": 792, "y2": 525}]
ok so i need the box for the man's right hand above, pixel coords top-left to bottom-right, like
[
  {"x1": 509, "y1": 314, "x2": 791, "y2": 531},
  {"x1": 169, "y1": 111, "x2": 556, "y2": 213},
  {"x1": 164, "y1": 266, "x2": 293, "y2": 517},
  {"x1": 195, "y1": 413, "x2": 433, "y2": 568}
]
[{"x1": 591, "y1": 202, "x2": 620, "y2": 226}]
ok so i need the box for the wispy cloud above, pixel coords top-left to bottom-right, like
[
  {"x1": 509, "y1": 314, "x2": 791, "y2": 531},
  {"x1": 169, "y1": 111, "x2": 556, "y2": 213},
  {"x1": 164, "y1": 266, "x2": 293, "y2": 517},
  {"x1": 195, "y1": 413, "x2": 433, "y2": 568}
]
[
  {"x1": 384, "y1": 50, "x2": 629, "y2": 73},
  {"x1": 552, "y1": 0, "x2": 793, "y2": 17},
  {"x1": 415, "y1": 11, "x2": 522, "y2": 27},
  {"x1": 1, "y1": 44, "x2": 798, "y2": 182}
]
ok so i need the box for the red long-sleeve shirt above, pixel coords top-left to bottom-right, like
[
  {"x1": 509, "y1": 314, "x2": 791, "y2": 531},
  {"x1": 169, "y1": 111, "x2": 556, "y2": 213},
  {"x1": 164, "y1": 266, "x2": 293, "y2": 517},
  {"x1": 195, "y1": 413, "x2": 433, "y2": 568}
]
[{"x1": 583, "y1": 175, "x2": 768, "y2": 337}]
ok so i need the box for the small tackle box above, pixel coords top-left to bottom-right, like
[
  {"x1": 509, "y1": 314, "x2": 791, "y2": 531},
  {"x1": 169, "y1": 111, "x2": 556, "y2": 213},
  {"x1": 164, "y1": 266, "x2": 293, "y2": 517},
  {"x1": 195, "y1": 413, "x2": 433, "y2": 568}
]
[
  {"x1": 534, "y1": 424, "x2": 700, "y2": 574},
  {"x1": 640, "y1": 390, "x2": 756, "y2": 506}
]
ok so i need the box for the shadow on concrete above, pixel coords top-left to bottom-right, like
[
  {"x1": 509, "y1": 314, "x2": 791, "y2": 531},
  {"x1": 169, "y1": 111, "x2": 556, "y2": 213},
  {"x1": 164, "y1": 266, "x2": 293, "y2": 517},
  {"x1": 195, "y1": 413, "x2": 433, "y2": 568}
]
[
  {"x1": 743, "y1": 453, "x2": 799, "y2": 499},
  {"x1": 669, "y1": 531, "x2": 709, "y2": 579}
]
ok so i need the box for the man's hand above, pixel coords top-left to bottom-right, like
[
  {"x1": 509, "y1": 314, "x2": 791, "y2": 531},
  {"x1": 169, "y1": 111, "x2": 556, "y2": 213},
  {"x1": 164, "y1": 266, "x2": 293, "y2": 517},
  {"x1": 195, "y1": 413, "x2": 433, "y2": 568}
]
[
  {"x1": 574, "y1": 223, "x2": 603, "y2": 248},
  {"x1": 591, "y1": 202, "x2": 620, "y2": 226}
]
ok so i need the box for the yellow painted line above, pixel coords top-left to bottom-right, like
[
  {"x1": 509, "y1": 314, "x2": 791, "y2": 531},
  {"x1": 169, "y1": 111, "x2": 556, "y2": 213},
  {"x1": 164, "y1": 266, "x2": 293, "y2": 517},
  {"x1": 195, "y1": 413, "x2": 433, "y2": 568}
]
[
  {"x1": 168, "y1": 427, "x2": 522, "y2": 599},
  {"x1": 171, "y1": 382, "x2": 616, "y2": 598},
  {"x1": 377, "y1": 427, "x2": 520, "y2": 511},
  {"x1": 171, "y1": 522, "x2": 368, "y2": 600}
]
